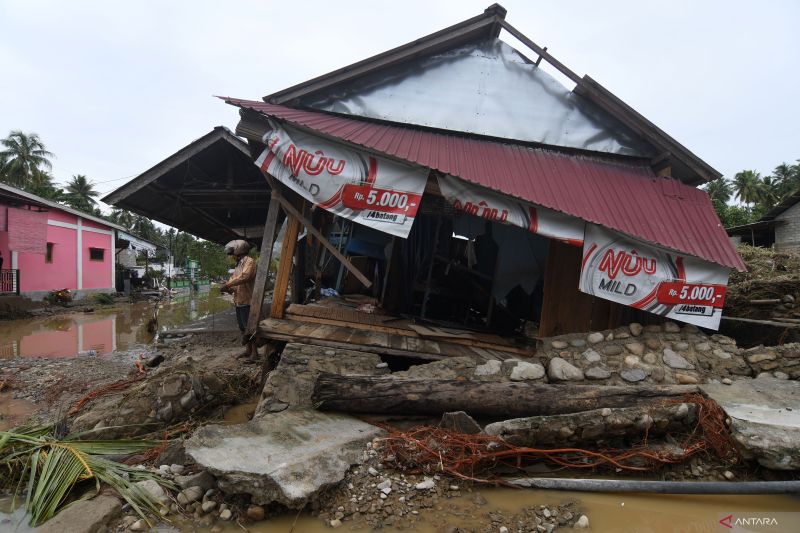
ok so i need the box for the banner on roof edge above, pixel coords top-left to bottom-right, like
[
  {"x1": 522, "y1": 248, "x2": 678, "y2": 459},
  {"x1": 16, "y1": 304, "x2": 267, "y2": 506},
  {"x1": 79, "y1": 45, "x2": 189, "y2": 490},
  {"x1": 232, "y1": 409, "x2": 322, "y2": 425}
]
[
  {"x1": 255, "y1": 121, "x2": 428, "y2": 238},
  {"x1": 436, "y1": 174, "x2": 585, "y2": 245},
  {"x1": 579, "y1": 224, "x2": 730, "y2": 330}
]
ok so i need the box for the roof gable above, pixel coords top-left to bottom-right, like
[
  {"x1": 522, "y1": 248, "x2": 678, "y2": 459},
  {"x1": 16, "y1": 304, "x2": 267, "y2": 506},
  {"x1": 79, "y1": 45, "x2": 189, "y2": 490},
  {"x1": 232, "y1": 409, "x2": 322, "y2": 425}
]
[{"x1": 299, "y1": 38, "x2": 654, "y2": 158}]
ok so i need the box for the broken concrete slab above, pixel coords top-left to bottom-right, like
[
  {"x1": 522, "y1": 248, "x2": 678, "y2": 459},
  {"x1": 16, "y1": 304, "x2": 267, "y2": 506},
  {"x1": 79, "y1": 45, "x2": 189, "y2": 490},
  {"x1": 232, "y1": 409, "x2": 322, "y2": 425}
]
[
  {"x1": 256, "y1": 343, "x2": 388, "y2": 416},
  {"x1": 34, "y1": 494, "x2": 121, "y2": 533},
  {"x1": 439, "y1": 411, "x2": 482, "y2": 434},
  {"x1": 186, "y1": 409, "x2": 384, "y2": 508},
  {"x1": 702, "y1": 378, "x2": 800, "y2": 470}
]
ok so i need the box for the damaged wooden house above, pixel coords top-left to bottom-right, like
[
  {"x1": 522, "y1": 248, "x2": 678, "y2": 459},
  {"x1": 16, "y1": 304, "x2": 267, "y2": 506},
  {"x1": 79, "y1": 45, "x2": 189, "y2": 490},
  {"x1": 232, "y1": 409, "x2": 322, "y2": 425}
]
[{"x1": 105, "y1": 4, "x2": 744, "y2": 363}]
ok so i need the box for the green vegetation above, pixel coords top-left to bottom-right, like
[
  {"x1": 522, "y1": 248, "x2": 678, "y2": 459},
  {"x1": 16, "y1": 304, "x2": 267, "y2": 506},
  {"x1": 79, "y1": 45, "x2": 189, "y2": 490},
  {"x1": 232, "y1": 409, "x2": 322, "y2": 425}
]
[
  {"x1": 704, "y1": 160, "x2": 800, "y2": 228},
  {"x1": 0, "y1": 424, "x2": 169, "y2": 527},
  {"x1": 93, "y1": 293, "x2": 116, "y2": 305}
]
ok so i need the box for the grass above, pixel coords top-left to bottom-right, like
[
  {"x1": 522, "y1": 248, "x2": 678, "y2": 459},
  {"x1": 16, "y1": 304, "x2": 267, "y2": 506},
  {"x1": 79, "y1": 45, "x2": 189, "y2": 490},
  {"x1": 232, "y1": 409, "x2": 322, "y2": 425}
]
[{"x1": 0, "y1": 424, "x2": 172, "y2": 527}]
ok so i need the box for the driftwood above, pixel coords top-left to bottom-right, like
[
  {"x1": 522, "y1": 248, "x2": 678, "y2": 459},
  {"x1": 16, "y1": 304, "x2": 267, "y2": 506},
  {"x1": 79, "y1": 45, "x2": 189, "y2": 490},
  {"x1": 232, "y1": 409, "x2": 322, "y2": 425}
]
[
  {"x1": 311, "y1": 373, "x2": 699, "y2": 418},
  {"x1": 748, "y1": 299, "x2": 782, "y2": 305}
]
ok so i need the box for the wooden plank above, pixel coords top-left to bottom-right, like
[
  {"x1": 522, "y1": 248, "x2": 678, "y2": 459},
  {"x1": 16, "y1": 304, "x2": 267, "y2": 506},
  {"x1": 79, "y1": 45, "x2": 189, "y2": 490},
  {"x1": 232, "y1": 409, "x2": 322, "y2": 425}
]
[
  {"x1": 721, "y1": 316, "x2": 800, "y2": 328},
  {"x1": 270, "y1": 212, "x2": 303, "y2": 318},
  {"x1": 245, "y1": 192, "x2": 282, "y2": 336},
  {"x1": 264, "y1": 176, "x2": 373, "y2": 289},
  {"x1": 409, "y1": 324, "x2": 510, "y2": 346}
]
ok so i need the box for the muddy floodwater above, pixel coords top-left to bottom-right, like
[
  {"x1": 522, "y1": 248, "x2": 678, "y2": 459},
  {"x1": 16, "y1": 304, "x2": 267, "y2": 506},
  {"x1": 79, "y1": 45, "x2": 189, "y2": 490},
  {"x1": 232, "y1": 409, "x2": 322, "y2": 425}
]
[
  {"x1": 0, "y1": 291, "x2": 231, "y2": 359},
  {"x1": 171, "y1": 489, "x2": 798, "y2": 533}
]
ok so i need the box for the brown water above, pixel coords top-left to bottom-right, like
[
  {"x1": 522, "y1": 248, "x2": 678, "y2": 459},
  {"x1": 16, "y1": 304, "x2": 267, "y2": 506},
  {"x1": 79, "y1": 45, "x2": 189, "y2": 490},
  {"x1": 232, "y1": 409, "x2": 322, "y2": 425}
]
[
  {"x1": 168, "y1": 488, "x2": 799, "y2": 533},
  {"x1": 0, "y1": 392, "x2": 36, "y2": 430},
  {"x1": 0, "y1": 291, "x2": 231, "y2": 359}
]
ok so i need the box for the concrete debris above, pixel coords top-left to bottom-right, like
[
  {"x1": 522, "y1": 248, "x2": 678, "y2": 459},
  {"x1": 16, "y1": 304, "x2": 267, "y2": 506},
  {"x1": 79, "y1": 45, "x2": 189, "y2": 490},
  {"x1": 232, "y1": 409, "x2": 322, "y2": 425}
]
[
  {"x1": 439, "y1": 411, "x2": 482, "y2": 434},
  {"x1": 256, "y1": 343, "x2": 389, "y2": 416},
  {"x1": 701, "y1": 377, "x2": 800, "y2": 470},
  {"x1": 33, "y1": 494, "x2": 121, "y2": 533},
  {"x1": 186, "y1": 409, "x2": 384, "y2": 508}
]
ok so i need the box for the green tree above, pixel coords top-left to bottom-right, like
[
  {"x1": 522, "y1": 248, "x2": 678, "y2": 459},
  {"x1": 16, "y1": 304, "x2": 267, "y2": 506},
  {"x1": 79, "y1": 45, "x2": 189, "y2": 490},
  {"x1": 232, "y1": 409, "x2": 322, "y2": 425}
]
[
  {"x1": 27, "y1": 169, "x2": 65, "y2": 201},
  {"x1": 0, "y1": 131, "x2": 55, "y2": 188},
  {"x1": 63, "y1": 174, "x2": 99, "y2": 212},
  {"x1": 109, "y1": 208, "x2": 135, "y2": 230},
  {"x1": 771, "y1": 162, "x2": 800, "y2": 200},
  {"x1": 703, "y1": 178, "x2": 732, "y2": 204},
  {"x1": 732, "y1": 170, "x2": 762, "y2": 206},
  {"x1": 757, "y1": 174, "x2": 781, "y2": 209}
]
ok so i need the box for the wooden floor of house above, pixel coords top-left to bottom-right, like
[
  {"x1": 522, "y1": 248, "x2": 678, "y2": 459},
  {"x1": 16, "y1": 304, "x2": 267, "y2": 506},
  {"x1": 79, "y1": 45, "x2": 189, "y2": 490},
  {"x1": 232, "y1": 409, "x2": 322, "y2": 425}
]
[{"x1": 257, "y1": 303, "x2": 534, "y2": 362}]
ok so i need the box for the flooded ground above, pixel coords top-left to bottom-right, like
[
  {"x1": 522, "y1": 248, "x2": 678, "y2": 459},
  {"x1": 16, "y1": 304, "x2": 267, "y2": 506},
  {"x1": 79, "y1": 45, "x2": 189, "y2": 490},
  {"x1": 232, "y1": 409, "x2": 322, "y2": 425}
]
[
  {"x1": 0, "y1": 291, "x2": 231, "y2": 359},
  {"x1": 164, "y1": 488, "x2": 798, "y2": 533}
]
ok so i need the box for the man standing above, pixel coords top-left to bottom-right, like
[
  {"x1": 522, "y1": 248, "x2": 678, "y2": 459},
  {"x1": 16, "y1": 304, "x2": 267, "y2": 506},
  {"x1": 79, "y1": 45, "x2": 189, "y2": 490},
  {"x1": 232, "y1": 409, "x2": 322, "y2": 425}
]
[{"x1": 221, "y1": 240, "x2": 258, "y2": 361}]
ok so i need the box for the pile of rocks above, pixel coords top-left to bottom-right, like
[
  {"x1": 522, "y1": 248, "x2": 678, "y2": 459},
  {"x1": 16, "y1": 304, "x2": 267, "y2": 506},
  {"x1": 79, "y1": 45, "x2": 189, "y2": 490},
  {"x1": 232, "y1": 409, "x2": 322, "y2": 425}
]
[
  {"x1": 315, "y1": 440, "x2": 589, "y2": 532},
  {"x1": 740, "y1": 344, "x2": 800, "y2": 379}
]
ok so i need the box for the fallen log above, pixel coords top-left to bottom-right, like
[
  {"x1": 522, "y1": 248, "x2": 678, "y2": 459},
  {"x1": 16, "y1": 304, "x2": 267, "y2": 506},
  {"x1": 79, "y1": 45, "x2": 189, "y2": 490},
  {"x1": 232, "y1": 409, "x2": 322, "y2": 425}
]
[{"x1": 311, "y1": 373, "x2": 699, "y2": 417}]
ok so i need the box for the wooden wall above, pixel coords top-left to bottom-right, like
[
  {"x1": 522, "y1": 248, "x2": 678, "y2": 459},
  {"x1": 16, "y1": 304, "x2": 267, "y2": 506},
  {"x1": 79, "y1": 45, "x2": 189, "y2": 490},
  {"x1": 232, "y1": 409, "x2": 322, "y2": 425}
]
[{"x1": 538, "y1": 240, "x2": 653, "y2": 337}]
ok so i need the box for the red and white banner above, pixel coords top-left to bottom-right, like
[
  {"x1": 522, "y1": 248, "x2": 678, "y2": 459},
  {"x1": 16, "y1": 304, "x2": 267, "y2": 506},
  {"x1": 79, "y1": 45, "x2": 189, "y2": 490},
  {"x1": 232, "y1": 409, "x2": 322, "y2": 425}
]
[
  {"x1": 579, "y1": 225, "x2": 730, "y2": 329},
  {"x1": 437, "y1": 175, "x2": 585, "y2": 245},
  {"x1": 256, "y1": 121, "x2": 428, "y2": 238}
]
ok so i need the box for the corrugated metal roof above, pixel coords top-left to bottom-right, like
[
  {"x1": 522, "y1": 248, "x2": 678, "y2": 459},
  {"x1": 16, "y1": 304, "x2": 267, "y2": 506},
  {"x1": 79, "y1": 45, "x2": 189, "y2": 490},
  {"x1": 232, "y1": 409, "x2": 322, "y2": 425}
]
[{"x1": 223, "y1": 97, "x2": 745, "y2": 271}]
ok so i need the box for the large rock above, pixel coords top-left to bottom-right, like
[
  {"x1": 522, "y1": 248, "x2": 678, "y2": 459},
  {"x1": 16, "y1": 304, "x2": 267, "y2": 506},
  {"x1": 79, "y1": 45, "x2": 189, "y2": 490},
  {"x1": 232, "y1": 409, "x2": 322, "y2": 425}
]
[
  {"x1": 510, "y1": 361, "x2": 545, "y2": 381},
  {"x1": 547, "y1": 358, "x2": 584, "y2": 381},
  {"x1": 34, "y1": 494, "x2": 121, "y2": 533},
  {"x1": 186, "y1": 409, "x2": 384, "y2": 507},
  {"x1": 701, "y1": 378, "x2": 800, "y2": 470},
  {"x1": 662, "y1": 349, "x2": 694, "y2": 370}
]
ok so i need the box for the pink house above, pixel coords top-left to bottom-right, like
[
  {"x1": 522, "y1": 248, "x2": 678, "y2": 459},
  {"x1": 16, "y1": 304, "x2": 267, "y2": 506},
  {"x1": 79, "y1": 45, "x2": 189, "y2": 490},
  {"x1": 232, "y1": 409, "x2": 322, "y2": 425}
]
[{"x1": 0, "y1": 183, "x2": 123, "y2": 300}]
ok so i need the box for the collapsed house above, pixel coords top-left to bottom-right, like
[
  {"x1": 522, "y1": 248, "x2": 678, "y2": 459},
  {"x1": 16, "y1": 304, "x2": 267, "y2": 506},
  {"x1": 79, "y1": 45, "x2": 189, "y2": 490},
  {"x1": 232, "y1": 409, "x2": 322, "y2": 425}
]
[{"x1": 106, "y1": 4, "x2": 744, "y2": 362}]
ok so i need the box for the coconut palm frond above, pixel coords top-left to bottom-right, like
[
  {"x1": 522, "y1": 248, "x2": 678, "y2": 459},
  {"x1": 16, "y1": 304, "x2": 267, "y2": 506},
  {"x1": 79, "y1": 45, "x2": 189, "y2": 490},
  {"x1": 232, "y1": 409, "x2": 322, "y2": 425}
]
[{"x1": 0, "y1": 425, "x2": 172, "y2": 527}]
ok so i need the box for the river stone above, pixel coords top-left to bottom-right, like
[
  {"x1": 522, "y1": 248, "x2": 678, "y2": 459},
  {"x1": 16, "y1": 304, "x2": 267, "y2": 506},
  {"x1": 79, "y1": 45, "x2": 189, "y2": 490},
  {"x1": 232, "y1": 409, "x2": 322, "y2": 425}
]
[
  {"x1": 551, "y1": 340, "x2": 568, "y2": 350},
  {"x1": 603, "y1": 345, "x2": 624, "y2": 356},
  {"x1": 510, "y1": 361, "x2": 545, "y2": 381},
  {"x1": 135, "y1": 479, "x2": 169, "y2": 503},
  {"x1": 177, "y1": 485, "x2": 203, "y2": 505},
  {"x1": 672, "y1": 341, "x2": 690, "y2": 351},
  {"x1": 569, "y1": 339, "x2": 586, "y2": 348},
  {"x1": 547, "y1": 358, "x2": 584, "y2": 381},
  {"x1": 695, "y1": 342, "x2": 711, "y2": 352},
  {"x1": 675, "y1": 373, "x2": 699, "y2": 384},
  {"x1": 582, "y1": 349, "x2": 602, "y2": 363},
  {"x1": 644, "y1": 340, "x2": 660, "y2": 352},
  {"x1": 746, "y1": 352, "x2": 777, "y2": 364},
  {"x1": 475, "y1": 360, "x2": 502, "y2": 377},
  {"x1": 587, "y1": 332, "x2": 604, "y2": 344},
  {"x1": 643, "y1": 352, "x2": 658, "y2": 364},
  {"x1": 701, "y1": 378, "x2": 800, "y2": 469},
  {"x1": 629, "y1": 323, "x2": 643, "y2": 336},
  {"x1": 650, "y1": 367, "x2": 665, "y2": 382},
  {"x1": 620, "y1": 368, "x2": 646, "y2": 382},
  {"x1": 713, "y1": 349, "x2": 732, "y2": 360},
  {"x1": 623, "y1": 355, "x2": 640, "y2": 367},
  {"x1": 186, "y1": 409, "x2": 384, "y2": 508},
  {"x1": 584, "y1": 366, "x2": 611, "y2": 380},
  {"x1": 625, "y1": 342, "x2": 645, "y2": 356},
  {"x1": 662, "y1": 349, "x2": 694, "y2": 370},
  {"x1": 664, "y1": 322, "x2": 681, "y2": 333}
]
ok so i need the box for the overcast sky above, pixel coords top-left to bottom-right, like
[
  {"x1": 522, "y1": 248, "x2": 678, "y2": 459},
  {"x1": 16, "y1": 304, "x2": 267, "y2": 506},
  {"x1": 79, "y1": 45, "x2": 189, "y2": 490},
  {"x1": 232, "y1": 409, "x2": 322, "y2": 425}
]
[{"x1": 1, "y1": 0, "x2": 798, "y2": 211}]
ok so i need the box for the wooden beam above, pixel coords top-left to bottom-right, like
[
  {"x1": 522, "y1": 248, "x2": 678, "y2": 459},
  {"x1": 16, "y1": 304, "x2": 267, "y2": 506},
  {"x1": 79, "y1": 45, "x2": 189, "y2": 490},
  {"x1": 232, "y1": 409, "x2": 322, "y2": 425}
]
[
  {"x1": 245, "y1": 191, "x2": 282, "y2": 336},
  {"x1": 261, "y1": 171, "x2": 373, "y2": 289},
  {"x1": 270, "y1": 212, "x2": 303, "y2": 319}
]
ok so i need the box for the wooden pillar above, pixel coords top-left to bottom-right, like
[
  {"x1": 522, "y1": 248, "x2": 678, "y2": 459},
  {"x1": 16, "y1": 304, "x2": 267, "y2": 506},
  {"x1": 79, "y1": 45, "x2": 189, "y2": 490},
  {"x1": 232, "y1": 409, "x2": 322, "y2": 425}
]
[
  {"x1": 270, "y1": 213, "x2": 303, "y2": 319},
  {"x1": 245, "y1": 192, "x2": 282, "y2": 336}
]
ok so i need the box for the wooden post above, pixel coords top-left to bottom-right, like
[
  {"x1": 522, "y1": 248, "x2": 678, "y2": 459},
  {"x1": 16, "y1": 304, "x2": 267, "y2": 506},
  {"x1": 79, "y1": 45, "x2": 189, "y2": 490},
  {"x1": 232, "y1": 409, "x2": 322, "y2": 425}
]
[
  {"x1": 270, "y1": 213, "x2": 303, "y2": 319},
  {"x1": 245, "y1": 191, "x2": 282, "y2": 336}
]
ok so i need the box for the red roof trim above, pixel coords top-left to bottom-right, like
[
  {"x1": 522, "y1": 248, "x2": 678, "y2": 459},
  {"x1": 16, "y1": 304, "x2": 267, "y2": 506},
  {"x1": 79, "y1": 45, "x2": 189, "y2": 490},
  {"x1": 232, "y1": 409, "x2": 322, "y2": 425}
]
[{"x1": 223, "y1": 97, "x2": 745, "y2": 271}]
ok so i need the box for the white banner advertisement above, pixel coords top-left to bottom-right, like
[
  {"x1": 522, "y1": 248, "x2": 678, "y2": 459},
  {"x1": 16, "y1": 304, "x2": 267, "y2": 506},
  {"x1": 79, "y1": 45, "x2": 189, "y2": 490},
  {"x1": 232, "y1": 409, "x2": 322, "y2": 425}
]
[
  {"x1": 437, "y1": 174, "x2": 585, "y2": 245},
  {"x1": 255, "y1": 121, "x2": 428, "y2": 238},
  {"x1": 579, "y1": 225, "x2": 730, "y2": 329}
]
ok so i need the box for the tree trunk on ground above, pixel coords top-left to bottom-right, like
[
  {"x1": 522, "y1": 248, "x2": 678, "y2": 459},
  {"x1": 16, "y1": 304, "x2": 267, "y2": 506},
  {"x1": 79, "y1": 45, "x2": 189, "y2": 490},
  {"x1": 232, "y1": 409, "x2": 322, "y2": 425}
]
[{"x1": 311, "y1": 373, "x2": 699, "y2": 418}]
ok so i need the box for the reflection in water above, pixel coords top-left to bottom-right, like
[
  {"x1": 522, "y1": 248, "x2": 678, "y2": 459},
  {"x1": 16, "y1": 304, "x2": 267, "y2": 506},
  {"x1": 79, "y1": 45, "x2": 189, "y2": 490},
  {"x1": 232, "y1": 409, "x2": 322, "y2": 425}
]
[{"x1": 0, "y1": 290, "x2": 230, "y2": 359}]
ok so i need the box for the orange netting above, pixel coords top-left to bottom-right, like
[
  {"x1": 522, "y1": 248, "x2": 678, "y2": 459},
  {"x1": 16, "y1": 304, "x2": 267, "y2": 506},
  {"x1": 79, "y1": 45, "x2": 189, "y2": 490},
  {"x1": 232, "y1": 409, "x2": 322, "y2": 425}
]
[
  {"x1": 378, "y1": 394, "x2": 739, "y2": 483},
  {"x1": 68, "y1": 373, "x2": 147, "y2": 416}
]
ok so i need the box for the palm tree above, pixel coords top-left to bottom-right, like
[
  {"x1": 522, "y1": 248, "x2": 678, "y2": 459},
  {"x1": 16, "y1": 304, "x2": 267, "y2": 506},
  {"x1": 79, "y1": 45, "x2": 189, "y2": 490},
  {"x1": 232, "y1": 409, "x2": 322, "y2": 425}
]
[
  {"x1": 732, "y1": 170, "x2": 762, "y2": 206},
  {"x1": 28, "y1": 169, "x2": 65, "y2": 201},
  {"x1": 109, "y1": 208, "x2": 135, "y2": 230},
  {"x1": 63, "y1": 174, "x2": 99, "y2": 212},
  {"x1": 772, "y1": 162, "x2": 800, "y2": 200},
  {"x1": 758, "y1": 174, "x2": 781, "y2": 209},
  {"x1": 0, "y1": 131, "x2": 55, "y2": 188},
  {"x1": 703, "y1": 178, "x2": 732, "y2": 204}
]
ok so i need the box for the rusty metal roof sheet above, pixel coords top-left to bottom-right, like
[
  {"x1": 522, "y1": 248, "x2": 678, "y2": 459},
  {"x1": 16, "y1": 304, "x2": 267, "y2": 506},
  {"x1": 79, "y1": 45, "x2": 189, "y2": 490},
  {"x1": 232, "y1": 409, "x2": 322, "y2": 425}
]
[{"x1": 223, "y1": 97, "x2": 745, "y2": 271}]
